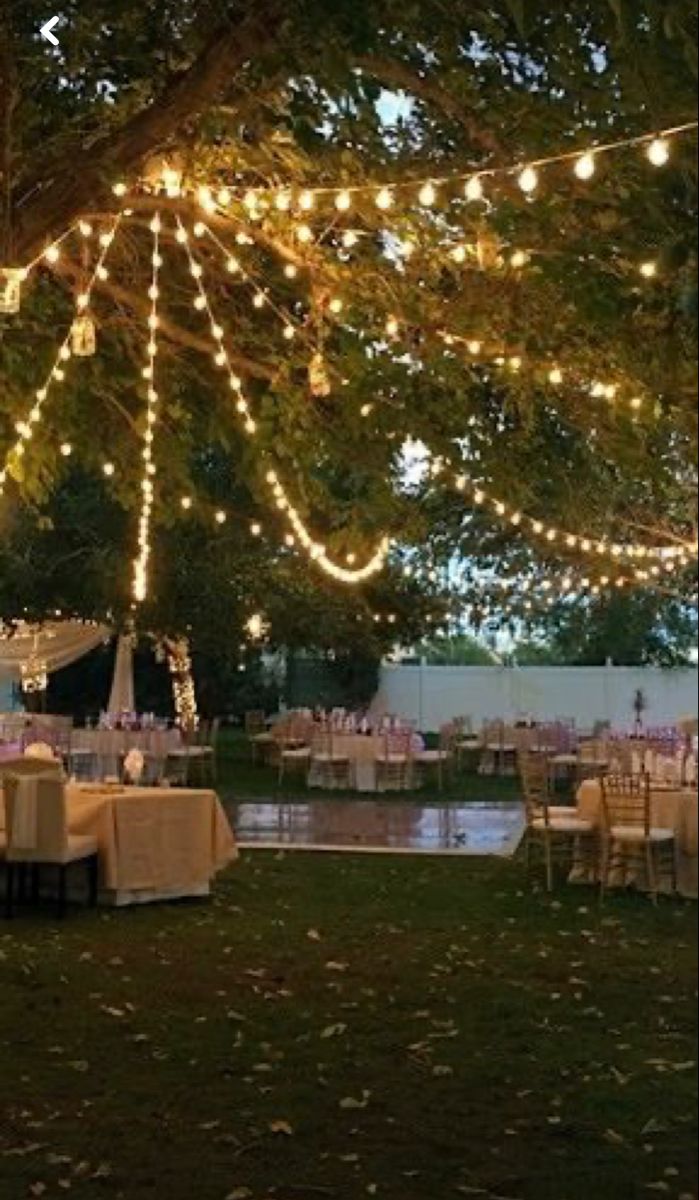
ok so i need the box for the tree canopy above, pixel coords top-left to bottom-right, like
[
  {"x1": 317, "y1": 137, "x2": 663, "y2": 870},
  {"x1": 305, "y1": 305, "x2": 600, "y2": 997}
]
[{"x1": 1, "y1": 0, "x2": 697, "y2": 668}]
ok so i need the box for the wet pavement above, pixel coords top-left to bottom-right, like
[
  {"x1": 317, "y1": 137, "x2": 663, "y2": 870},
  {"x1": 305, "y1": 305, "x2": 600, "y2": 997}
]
[{"x1": 227, "y1": 799, "x2": 525, "y2": 856}]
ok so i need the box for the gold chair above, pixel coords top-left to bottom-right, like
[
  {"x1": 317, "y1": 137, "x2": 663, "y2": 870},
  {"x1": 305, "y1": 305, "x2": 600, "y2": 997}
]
[
  {"x1": 246, "y1": 711, "x2": 275, "y2": 764},
  {"x1": 521, "y1": 753, "x2": 596, "y2": 892},
  {"x1": 416, "y1": 724, "x2": 455, "y2": 791},
  {"x1": 375, "y1": 730, "x2": 414, "y2": 793},
  {"x1": 310, "y1": 727, "x2": 352, "y2": 791},
  {"x1": 277, "y1": 717, "x2": 313, "y2": 787},
  {"x1": 3, "y1": 774, "x2": 99, "y2": 918},
  {"x1": 599, "y1": 774, "x2": 677, "y2": 904}
]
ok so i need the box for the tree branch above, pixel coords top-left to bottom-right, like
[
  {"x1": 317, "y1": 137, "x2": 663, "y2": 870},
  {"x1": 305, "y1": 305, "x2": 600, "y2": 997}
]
[
  {"x1": 354, "y1": 56, "x2": 505, "y2": 161},
  {"x1": 14, "y1": 1, "x2": 284, "y2": 261}
]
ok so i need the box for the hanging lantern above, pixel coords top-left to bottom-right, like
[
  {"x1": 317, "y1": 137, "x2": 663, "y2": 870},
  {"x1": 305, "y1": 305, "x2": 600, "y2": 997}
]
[
  {"x1": 71, "y1": 313, "x2": 97, "y2": 357},
  {"x1": 309, "y1": 351, "x2": 332, "y2": 398},
  {"x1": 0, "y1": 267, "x2": 24, "y2": 315},
  {"x1": 21, "y1": 638, "x2": 48, "y2": 694},
  {"x1": 476, "y1": 230, "x2": 503, "y2": 272}
]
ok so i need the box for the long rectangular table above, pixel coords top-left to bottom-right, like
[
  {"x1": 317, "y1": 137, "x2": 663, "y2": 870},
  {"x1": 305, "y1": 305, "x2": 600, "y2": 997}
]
[{"x1": 1, "y1": 784, "x2": 237, "y2": 907}]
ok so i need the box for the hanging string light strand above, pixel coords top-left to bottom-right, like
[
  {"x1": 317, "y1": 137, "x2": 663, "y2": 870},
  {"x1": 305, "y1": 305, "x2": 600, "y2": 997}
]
[
  {"x1": 132, "y1": 214, "x2": 163, "y2": 604},
  {"x1": 0, "y1": 215, "x2": 122, "y2": 501}
]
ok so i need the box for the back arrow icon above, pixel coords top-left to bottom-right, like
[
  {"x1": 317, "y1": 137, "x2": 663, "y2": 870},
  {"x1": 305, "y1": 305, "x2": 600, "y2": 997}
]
[{"x1": 40, "y1": 16, "x2": 60, "y2": 45}]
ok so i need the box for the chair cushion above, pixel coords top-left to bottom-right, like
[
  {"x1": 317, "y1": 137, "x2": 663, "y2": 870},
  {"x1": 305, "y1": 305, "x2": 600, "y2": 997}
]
[
  {"x1": 534, "y1": 805, "x2": 577, "y2": 819},
  {"x1": 376, "y1": 754, "x2": 409, "y2": 765},
  {"x1": 251, "y1": 733, "x2": 275, "y2": 744},
  {"x1": 532, "y1": 816, "x2": 594, "y2": 833},
  {"x1": 313, "y1": 754, "x2": 350, "y2": 765},
  {"x1": 418, "y1": 750, "x2": 449, "y2": 763},
  {"x1": 486, "y1": 743, "x2": 517, "y2": 753},
  {"x1": 610, "y1": 825, "x2": 675, "y2": 844},
  {"x1": 457, "y1": 737, "x2": 482, "y2": 750},
  {"x1": 282, "y1": 748, "x2": 311, "y2": 760}
]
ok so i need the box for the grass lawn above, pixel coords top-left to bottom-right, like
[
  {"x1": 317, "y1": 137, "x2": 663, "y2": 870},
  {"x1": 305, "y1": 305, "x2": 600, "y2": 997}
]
[
  {"x1": 218, "y1": 730, "x2": 521, "y2": 805},
  {"x1": 0, "y1": 853, "x2": 696, "y2": 1200}
]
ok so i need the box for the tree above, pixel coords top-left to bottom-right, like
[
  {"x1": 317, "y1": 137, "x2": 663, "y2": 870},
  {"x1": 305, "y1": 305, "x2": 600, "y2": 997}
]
[
  {"x1": 422, "y1": 634, "x2": 497, "y2": 666},
  {"x1": 0, "y1": 0, "x2": 697, "y2": 669}
]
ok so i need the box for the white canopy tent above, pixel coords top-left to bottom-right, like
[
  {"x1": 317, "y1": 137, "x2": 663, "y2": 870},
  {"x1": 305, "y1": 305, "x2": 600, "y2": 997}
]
[
  {"x1": 0, "y1": 621, "x2": 111, "y2": 685},
  {"x1": 107, "y1": 635, "x2": 136, "y2": 715}
]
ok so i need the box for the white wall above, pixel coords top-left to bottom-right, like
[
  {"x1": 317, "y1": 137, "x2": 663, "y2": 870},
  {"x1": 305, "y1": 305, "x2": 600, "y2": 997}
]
[{"x1": 371, "y1": 665, "x2": 698, "y2": 731}]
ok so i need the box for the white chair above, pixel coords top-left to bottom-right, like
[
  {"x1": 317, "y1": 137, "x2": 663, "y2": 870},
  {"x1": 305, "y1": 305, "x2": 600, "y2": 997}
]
[
  {"x1": 3, "y1": 774, "x2": 99, "y2": 918},
  {"x1": 600, "y1": 774, "x2": 677, "y2": 904}
]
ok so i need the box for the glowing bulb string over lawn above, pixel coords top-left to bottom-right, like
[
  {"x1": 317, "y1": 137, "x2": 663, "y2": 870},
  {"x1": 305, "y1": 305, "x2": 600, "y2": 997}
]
[
  {"x1": 446, "y1": 467, "x2": 698, "y2": 569},
  {"x1": 173, "y1": 214, "x2": 390, "y2": 584},
  {"x1": 119, "y1": 121, "x2": 698, "y2": 217},
  {"x1": 132, "y1": 214, "x2": 163, "y2": 604},
  {"x1": 201, "y1": 215, "x2": 661, "y2": 420},
  {"x1": 0, "y1": 215, "x2": 122, "y2": 501}
]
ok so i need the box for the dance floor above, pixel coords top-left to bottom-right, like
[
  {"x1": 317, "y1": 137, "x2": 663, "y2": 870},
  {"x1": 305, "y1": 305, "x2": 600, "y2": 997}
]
[{"x1": 228, "y1": 798, "x2": 525, "y2": 856}]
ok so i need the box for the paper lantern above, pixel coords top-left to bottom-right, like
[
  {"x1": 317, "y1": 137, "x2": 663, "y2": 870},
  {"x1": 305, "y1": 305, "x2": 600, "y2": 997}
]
[
  {"x1": 0, "y1": 267, "x2": 24, "y2": 314},
  {"x1": 71, "y1": 313, "x2": 97, "y2": 357}
]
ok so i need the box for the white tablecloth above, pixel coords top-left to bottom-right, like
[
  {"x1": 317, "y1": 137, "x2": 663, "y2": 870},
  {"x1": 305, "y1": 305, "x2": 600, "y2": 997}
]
[
  {"x1": 1, "y1": 783, "x2": 237, "y2": 906},
  {"x1": 576, "y1": 780, "x2": 698, "y2": 898},
  {"x1": 308, "y1": 734, "x2": 417, "y2": 793},
  {"x1": 71, "y1": 729, "x2": 182, "y2": 777}
]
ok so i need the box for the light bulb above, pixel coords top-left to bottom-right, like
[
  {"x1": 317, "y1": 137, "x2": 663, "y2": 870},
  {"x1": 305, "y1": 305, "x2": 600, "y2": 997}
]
[
  {"x1": 574, "y1": 152, "x2": 596, "y2": 181},
  {"x1": 112, "y1": 182, "x2": 127, "y2": 197},
  {"x1": 284, "y1": 264, "x2": 298, "y2": 279},
  {"x1": 60, "y1": 443, "x2": 72, "y2": 457},
  {"x1": 329, "y1": 297, "x2": 344, "y2": 315},
  {"x1": 335, "y1": 190, "x2": 352, "y2": 212},
  {"x1": 549, "y1": 367, "x2": 564, "y2": 385},
  {"x1": 465, "y1": 176, "x2": 484, "y2": 202},
  {"x1": 193, "y1": 222, "x2": 206, "y2": 237},
  {"x1": 296, "y1": 225, "x2": 313, "y2": 244},
  {"x1": 510, "y1": 250, "x2": 529, "y2": 269},
  {"x1": 451, "y1": 245, "x2": 467, "y2": 264},
  {"x1": 283, "y1": 325, "x2": 296, "y2": 340},
  {"x1": 640, "y1": 260, "x2": 658, "y2": 279},
  {"x1": 103, "y1": 463, "x2": 115, "y2": 477},
  {"x1": 44, "y1": 244, "x2": 60, "y2": 263},
  {"x1": 419, "y1": 182, "x2": 437, "y2": 207},
  {"x1": 299, "y1": 190, "x2": 315, "y2": 211},
  {"x1": 215, "y1": 511, "x2": 227, "y2": 525},
  {"x1": 218, "y1": 188, "x2": 231, "y2": 207},
  {"x1": 647, "y1": 137, "x2": 670, "y2": 167},
  {"x1": 518, "y1": 165, "x2": 539, "y2": 194},
  {"x1": 386, "y1": 316, "x2": 399, "y2": 337},
  {"x1": 376, "y1": 187, "x2": 394, "y2": 211}
]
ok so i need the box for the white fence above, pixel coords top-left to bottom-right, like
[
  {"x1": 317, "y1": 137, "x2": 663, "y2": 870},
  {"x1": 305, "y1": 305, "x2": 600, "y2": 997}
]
[{"x1": 371, "y1": 665, "x2": 699, "y2": 732}]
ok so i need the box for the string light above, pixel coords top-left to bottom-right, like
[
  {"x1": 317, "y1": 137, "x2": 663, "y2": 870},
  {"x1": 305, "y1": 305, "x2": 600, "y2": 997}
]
[
  {"x1": 109, "y1": 121, "x2": 696, "y2": 217},
  {"x1": 574, "y1": 152, "x2": 597, "y2": 181},
  {"x1": 447, "y1": 467, "x2": 697, "y2": 567},
  {"x1": 647, "y1": 137, "x2": 670, "y2": 167},
  {"x1": 0, "y1": 215, "x2": 121, "y2": 501},
  {"x1": 173, "y1": 216, "x2": 391, "y2": 584},
  {"x1": 132, "y1": 214, "x2": 162, "y2": 604},
  {"x1": 518, "y1": 165, "x2": 539, "y2": 194},
  {"x1": 465, "y1": 176, "x2": 485, "y2": 202}
]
